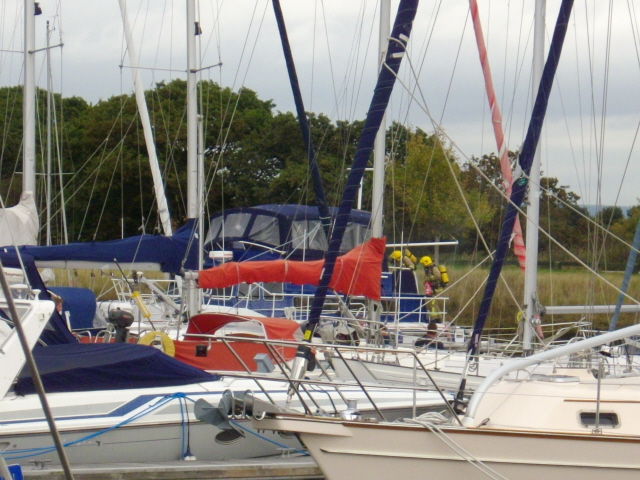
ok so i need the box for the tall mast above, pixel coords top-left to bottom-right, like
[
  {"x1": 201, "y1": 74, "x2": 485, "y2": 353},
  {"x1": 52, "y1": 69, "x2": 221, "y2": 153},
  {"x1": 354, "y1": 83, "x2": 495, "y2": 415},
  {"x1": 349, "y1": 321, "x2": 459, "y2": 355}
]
[
  {"x1": 523, "y1": 0, "x2": 546, "y2": 353},
  {"x1": 23, "y1": 0, "x2": 37, "y2": 197},
  {"x1": 185, "y1": 0, "x2": 201, "y2": 316},
  {"x1": 118, "y1": 0, "x2": 173, "y2": 236},
  {"x1": 372, "y1": 0, "x2": 390, "y2": 239},
  {"x1": 186, "y1": 0, "x2": 198, "y2": 220},
  {"x1": 46, "y1": 21, "x2": 52, "y2": 246}
]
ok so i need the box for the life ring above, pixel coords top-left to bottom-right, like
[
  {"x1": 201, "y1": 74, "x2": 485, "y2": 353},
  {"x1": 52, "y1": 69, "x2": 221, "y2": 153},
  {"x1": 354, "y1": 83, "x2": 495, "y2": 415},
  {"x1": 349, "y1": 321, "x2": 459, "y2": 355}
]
[{"x1": 138, "y1": 331, "x2": 176, "y2": 357}]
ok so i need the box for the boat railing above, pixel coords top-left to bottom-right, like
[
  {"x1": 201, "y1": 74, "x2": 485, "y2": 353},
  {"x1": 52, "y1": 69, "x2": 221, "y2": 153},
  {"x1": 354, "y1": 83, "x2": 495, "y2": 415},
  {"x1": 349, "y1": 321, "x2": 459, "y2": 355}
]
[
  {"x1": 463, "y1": 321, "x2": 640, "y2": 426},
  {"x1": 181, "y1": 333, "x2": 461, "y2": 424}
]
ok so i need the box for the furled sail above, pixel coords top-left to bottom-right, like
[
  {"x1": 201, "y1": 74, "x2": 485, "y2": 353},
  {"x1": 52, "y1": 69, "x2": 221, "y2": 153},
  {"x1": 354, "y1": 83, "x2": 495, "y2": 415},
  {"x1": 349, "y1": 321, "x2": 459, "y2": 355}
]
[
  {"x1": 198, "y1": 237, "x2": 385, "y2": 300},
  {"x1": 0, "y1": 191, "x2": 39, "y2": 247}
]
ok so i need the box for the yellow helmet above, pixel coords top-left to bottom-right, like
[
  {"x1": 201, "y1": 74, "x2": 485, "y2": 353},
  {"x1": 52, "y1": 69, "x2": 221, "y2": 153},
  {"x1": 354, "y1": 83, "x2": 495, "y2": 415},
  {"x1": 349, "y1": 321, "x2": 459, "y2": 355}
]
[
  {"x1": 389, "y1": 250, "x2": 402, "y2": 262},
  {"x1": 420, "y1": 255, "x2": 434, "y2": 267}
]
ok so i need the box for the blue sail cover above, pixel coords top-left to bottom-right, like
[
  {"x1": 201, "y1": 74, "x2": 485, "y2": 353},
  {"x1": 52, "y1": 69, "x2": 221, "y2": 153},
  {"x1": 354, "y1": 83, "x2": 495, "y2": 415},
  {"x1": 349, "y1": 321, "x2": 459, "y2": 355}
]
[
  {"x1": 0, "y1": 251, "x2": 75, "y2": 344},
  {"x1": 15, "y1": 343, "x2": 219, "y2": 395},
  {"x1": 9, "y1": 220, "x2": 199, "y2": 275}
]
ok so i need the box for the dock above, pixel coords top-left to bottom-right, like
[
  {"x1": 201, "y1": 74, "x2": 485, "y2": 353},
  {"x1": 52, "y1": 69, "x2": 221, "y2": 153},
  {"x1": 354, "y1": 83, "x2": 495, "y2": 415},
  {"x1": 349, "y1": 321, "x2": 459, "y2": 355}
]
[{"x1": 20, "y1": 456, "x2": 323, "y2": 480}]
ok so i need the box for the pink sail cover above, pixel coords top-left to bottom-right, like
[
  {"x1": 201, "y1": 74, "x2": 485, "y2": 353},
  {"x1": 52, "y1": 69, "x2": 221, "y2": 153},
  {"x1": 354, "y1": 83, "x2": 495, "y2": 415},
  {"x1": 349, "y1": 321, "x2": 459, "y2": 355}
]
[{"x1": 198, "y1": 237, "x2": 386, "y2": 300}]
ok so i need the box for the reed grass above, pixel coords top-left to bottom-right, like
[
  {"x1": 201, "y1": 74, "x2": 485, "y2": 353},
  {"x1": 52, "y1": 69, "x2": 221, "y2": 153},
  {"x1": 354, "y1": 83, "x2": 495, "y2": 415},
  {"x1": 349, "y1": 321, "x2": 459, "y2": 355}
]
[{"x1": 442, "y1": 266, "x2": 640, "y2": 332}]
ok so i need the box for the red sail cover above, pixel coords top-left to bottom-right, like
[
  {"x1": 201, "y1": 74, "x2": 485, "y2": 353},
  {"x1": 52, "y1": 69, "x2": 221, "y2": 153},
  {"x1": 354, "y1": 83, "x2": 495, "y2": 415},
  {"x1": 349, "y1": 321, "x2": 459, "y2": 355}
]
[{"x1": 198, "y1": 237, "x2": 386, "y2": 300}]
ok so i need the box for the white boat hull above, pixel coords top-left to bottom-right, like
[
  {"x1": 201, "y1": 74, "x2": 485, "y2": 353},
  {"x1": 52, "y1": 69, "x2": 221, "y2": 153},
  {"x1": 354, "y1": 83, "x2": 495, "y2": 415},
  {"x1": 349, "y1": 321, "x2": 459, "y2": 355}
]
[
  {"x1": 257, "y1": 415, "x2": 640, "y2": 480},
  {"x1": 0, "y1": 377, "x2": 447, "y2": 466}
]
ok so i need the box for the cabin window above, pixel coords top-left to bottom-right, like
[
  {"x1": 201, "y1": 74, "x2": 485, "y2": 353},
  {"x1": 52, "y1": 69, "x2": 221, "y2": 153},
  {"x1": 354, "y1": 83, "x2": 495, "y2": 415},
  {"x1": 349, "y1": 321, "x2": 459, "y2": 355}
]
[
  {"x1": 263, "y1": 282, "x2": 284, "y2": 300},
  {"x1": 204, "y1": 287, "x2": 234, "y2": 300},
  {"x1": 204, "y1": 216, "x2": 223, "y2": 244},
  {"x1": 579, "y1": 411, "x2": 619, "y2": 428},
  {"x1": 340, "y1": 223, "x2": 371, "y2": 252},
  {"x1": 238, "y1": 283, "x2": 260, "y2": 299},
  {"x1": 248, "y1": 215, "x2": 279, "y2": 245},
  {"x1": 219, "y1": 213, "x2": 252, "y2": 240},
  {"x1": 291, "y1": 221, "x2": 328, "y2": 252},
  {"x1": 307, "y1": 221, "x2": 328, "y2": 250}
]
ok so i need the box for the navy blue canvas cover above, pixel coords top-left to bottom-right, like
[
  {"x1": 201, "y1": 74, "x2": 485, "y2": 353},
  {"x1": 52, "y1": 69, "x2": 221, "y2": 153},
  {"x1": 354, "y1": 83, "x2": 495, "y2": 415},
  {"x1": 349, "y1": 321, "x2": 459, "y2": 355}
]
[
  {"x1": 9, "y1": 220, "x2": 199, "y2": 275},
  {"x1": 206, "y1": 204, "x2": 372, "y2": 260},
  {"x1": 0, "y1": 251, "x2": 75, "y2": 345},
  {"x1": 48, "y1": 287, "x2": 97, "y2": 330},
  {"x1": 15, "y1": 343, "x2": 219, "y2": 395}
]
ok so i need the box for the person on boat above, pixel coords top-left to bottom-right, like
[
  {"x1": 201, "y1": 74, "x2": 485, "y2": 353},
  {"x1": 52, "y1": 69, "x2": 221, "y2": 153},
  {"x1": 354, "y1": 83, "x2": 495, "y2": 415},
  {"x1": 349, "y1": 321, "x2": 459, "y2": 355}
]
[
  {"x1": 414, "y1": 321, "x2": 445, "y2": 349},
  {"x1": 389, "y1": 249, "x2": 417, "y2": 270},
  {"x1": 420, "y1": 256, "x2": 449, "y2": 296}
]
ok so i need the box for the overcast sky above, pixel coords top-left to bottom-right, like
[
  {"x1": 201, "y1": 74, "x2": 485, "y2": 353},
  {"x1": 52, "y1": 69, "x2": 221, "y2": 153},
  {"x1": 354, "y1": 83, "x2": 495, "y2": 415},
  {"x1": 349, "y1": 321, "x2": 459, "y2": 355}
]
[{"x1": 2, "y1": 0, "x2": 640, "y2": 209}]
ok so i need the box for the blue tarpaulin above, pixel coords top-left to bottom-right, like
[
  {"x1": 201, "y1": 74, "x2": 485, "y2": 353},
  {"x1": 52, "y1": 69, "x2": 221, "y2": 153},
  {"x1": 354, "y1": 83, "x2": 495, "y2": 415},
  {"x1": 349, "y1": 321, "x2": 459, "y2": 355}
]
[
  {"x1": 48, "y1": 287, "x2": 97, "y2": 330},
  {"x1": 8, "y1": 220, "x2": 199, "y2": 275},
  {"x1": 16, "y1": 343, "x2": 219, "y2": 395}
]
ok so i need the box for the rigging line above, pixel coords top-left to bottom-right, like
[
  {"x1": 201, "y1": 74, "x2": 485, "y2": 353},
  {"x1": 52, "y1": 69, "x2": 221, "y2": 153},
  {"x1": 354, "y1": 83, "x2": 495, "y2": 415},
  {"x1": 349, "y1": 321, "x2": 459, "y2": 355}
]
[
  {"x1": 64, "y1": 117, "x2": 139, "y2": 227},
  {"x1": 503, "y1": 1, "x2": 529, "y2": 148},
  {"x1": 207, "y1": 1, "x2": 268, "y2": 180},
  {"x1": 389, "y1": 50, "x2": 522, "y2": 310},
  {"x1": 438, "y1": 8, "x2": 469, "y2": 125},
  {"x1": 320, "y1": 0, "x2": 340, "y2": 115}
]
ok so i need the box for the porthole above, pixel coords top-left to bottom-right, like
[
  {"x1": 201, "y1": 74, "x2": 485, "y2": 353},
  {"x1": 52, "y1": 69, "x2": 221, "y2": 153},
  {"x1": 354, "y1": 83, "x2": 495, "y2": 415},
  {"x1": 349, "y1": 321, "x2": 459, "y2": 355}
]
[{"x1": 579, "y1": 411, "x2": 619, "y2": 428}]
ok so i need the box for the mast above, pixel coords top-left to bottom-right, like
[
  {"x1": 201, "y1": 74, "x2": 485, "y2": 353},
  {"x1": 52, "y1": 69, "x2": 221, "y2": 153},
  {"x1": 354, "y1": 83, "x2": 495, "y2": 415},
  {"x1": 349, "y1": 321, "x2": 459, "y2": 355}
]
[
  {"x1": 186, "y1": 0, "x2": 198, "y2": 221},
  {"x1": 118, "y1": 0, "x2": 173, "y2": 236},
  {"x1": 185, "y1": 0, "x2": 201, "y2": 316},
  {"x1": 609, "y1": 218, "x2": 640, "y2": 331},
  {"x1": 370, "y1": 0, "x2": 390, "y2": 333},
  {"x1": 23, "y1": 0, "x2": 38, "y2": 197},
  {"x1": 523, "y1": 0, "x2": 546, "y2": 353},
  {"x1": 372, "y1": 0, "x2": 390, "y2": 239},
  {"x1": 46, "y1": 21, "x2": 52, "y2": 246}
]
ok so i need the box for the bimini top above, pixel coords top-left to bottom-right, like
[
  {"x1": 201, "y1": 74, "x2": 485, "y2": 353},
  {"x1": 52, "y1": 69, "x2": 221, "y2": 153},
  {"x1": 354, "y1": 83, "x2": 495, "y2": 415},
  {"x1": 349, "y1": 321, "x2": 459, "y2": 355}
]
[{"x1": 204, "y1": 204, "x2": 372, "y2": 260}]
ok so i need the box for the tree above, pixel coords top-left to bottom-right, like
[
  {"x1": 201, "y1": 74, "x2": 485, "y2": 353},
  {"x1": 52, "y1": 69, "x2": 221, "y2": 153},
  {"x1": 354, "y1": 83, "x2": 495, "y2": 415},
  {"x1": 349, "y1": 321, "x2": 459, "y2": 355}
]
[
  {"x1": 386, "y1": 130, "x2": 494, "y2": 259},
  {"x1": 537, "y1": 177, "x2": 591, "y2": 260}
]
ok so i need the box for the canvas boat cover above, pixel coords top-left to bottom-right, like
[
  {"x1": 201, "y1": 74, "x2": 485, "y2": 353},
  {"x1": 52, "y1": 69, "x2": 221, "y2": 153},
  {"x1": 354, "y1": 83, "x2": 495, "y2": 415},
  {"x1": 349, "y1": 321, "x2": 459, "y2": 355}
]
[
  {"x1": 174, "y1": 313, "x2": 301, "y2": 371},
  {"x1": 184, "y1": 312, "x2": 302, "y2": 340},
  {"x1": 0, "y1": 192, "x2": 39, "y2": 247},
  {"x1": 8, "y1": 219, "x2": 199, "y2": 274},
  {"x1": 198, "y1": 237, "x2": 386, "y2": 300},
  {"x1": 205, "y1": 204, "x2": 372, "y2": 260},
  {"x1": 0, "y1": 251, "x2": 75, "y2": 345},
  {"x1": 15, "y1": 343, "x2": 219, "y2": 395}
]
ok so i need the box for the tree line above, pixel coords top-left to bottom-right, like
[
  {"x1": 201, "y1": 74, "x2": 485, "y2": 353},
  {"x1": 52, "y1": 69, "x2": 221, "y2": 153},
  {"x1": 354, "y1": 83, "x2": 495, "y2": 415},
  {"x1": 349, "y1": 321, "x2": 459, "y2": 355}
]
[{"x1": 0, "y1": 80, "x2": 637, "y2": 268}]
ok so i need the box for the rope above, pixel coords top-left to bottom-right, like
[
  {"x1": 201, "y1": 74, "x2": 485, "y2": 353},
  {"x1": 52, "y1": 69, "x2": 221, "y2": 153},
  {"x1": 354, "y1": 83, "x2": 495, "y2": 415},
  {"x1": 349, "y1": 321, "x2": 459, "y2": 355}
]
[
  {"x1": 229, "y1": 420, "x2": 309, "y2": 456},
  {"x1": 405, "y1": 417, "x2": 510, "y2": 480}
]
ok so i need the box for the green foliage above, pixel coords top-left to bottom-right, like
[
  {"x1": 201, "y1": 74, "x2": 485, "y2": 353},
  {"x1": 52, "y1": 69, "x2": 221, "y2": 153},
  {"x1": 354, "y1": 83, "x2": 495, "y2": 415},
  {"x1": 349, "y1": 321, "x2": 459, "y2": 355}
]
[{"x1": 386, "y1": 131, "x2": 494, "y2": 245}]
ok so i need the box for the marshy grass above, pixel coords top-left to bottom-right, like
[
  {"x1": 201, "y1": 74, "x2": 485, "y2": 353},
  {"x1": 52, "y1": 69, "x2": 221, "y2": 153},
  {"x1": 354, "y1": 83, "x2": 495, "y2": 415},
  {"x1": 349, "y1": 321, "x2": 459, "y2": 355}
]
[{"x1": 442, "y1": 266, "x2": 640, "y2": 332}]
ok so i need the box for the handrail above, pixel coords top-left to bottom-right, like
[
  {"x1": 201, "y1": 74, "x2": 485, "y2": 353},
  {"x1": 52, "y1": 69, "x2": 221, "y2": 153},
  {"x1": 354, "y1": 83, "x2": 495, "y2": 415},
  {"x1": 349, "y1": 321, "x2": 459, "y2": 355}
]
[
  {"x1": 463, "y1": 321, "x2": 640, "y2": 426},
  {"x1": 186, "y1": 333, "x2": 454, "y2": 418}
]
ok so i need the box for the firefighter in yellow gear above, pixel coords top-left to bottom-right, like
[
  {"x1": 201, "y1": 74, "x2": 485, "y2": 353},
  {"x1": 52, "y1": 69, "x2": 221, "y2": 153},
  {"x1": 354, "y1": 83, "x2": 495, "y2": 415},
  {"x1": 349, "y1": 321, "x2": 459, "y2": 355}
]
[
  {"x1": 389, "y1": 249, "x2": 417, "y2": 270},
  {"x1": 420, "y1": 255, "x2": 449, "y2": 296}
]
